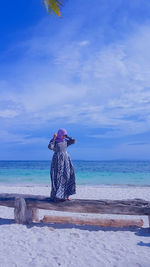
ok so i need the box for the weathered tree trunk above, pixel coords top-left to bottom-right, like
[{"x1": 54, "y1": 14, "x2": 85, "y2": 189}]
[
  {"x1": 42, "y1": 215, "x2": 144, "y2": 227},
  {"x1": 1, "y1": 194, "x2": 149, "y2": 215},
  {"x1": 14, "y1": 198, "x2": 39, "y2": 224},
  {"x1": 14, "y1": 197, "x2": 39, "y2": 224},
  {"x1": 0, "y1": 193, "x2": 149, "y2": 226},
  {"x1": 14, "y1": 197, "x2": 32, "y2": 224},
  {"x1": 31, "y1": 208, "x2": 39, "y2": 222}
]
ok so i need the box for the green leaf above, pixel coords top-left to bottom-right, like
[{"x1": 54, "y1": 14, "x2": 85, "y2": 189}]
[{"x1": 43, "y1": 0, "x2": 63, "y2": 17}]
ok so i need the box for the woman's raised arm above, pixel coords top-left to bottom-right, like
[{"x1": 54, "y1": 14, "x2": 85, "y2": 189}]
[
  {"x1": 48, "y1": 133, "x2": 57, "y2": 150},
  {"x1": 66, "y1": 136, "x2": 76, "y2": 147}
]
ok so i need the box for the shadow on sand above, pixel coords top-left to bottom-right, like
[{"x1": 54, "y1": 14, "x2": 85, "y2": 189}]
[
  {"x1": 0, "y1": 217, "x2": 14, "y2": 225},
  {"x1": 137, "y1": 241, "x2": 150, "y2": 248}
]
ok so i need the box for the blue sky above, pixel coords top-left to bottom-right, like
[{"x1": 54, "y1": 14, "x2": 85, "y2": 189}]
[{"x1": 0, "y1": 0, "x2": 150, "y2": 160}]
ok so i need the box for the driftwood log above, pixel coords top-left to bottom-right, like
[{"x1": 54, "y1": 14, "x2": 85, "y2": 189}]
[
  {"x1": 0, "y1": 193, "x2": 150, "y2": 226},
  {"x1": 42, "y1": 215, "x2": 144, "y2": 227},
  {"x1": 14, "y1": 197, "x2": 39, "y2": 224}
]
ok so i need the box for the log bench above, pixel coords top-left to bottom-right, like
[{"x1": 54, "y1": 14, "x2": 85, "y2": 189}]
[{"x1": 0, "y1": 193, "x2": 150, "y2": 227}]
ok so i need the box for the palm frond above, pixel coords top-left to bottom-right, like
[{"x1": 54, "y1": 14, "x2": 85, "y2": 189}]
[{"x1": 43, "y1": 0, "x2": 63, "y2": 17}]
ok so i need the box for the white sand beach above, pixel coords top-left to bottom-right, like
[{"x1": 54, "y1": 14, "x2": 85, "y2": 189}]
[{"x1": 0, "y1": 185, "x2": 150, "y2": 267}]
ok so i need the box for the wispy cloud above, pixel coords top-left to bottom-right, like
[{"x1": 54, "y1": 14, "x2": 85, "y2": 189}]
[{"x1": 1, "y1": 19, "x2": 150, "y2": 148}]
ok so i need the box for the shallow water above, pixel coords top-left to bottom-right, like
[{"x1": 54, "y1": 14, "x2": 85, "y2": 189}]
[{"x1": 0, "y1": 160, "x2": 150, "y2": 186}]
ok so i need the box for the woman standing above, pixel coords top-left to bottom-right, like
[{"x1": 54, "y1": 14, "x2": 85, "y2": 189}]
[{"x1": 48, "y1": 128, "x2": 76, "y2": 201}]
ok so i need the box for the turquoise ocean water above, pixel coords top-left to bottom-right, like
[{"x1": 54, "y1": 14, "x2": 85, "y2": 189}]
[{"x1": 0, "y1": 160, "x2": 150, "y2": 186}]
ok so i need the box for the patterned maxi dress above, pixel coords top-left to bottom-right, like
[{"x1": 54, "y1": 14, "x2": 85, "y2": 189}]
[{"x1": 48, "y1": 137, "x2": 76, "y2": 200}]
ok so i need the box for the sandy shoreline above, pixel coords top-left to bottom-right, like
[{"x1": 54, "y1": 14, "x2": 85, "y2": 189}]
[{"x1": 0, "y1": 185, "x2": 150, "y2": 267}]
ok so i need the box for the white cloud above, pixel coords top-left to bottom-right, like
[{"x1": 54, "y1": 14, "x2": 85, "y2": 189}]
[
  {"x1": 78, "y1": 40, "x2": 89, "y2": 46},
  {"x1": 1, "y1": 23, "x2": 150, "y2": 143},
  {"x1": 0, "y1": 109, "x2": 19, "y2": 118},
  {"x1": 0, "y1": 130, "x2": 29, "y2": 143}
]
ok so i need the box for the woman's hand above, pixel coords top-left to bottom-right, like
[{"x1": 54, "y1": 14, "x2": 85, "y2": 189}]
[{"x1": 53, "y1": 133, "x2": 57, "y2": 140}]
